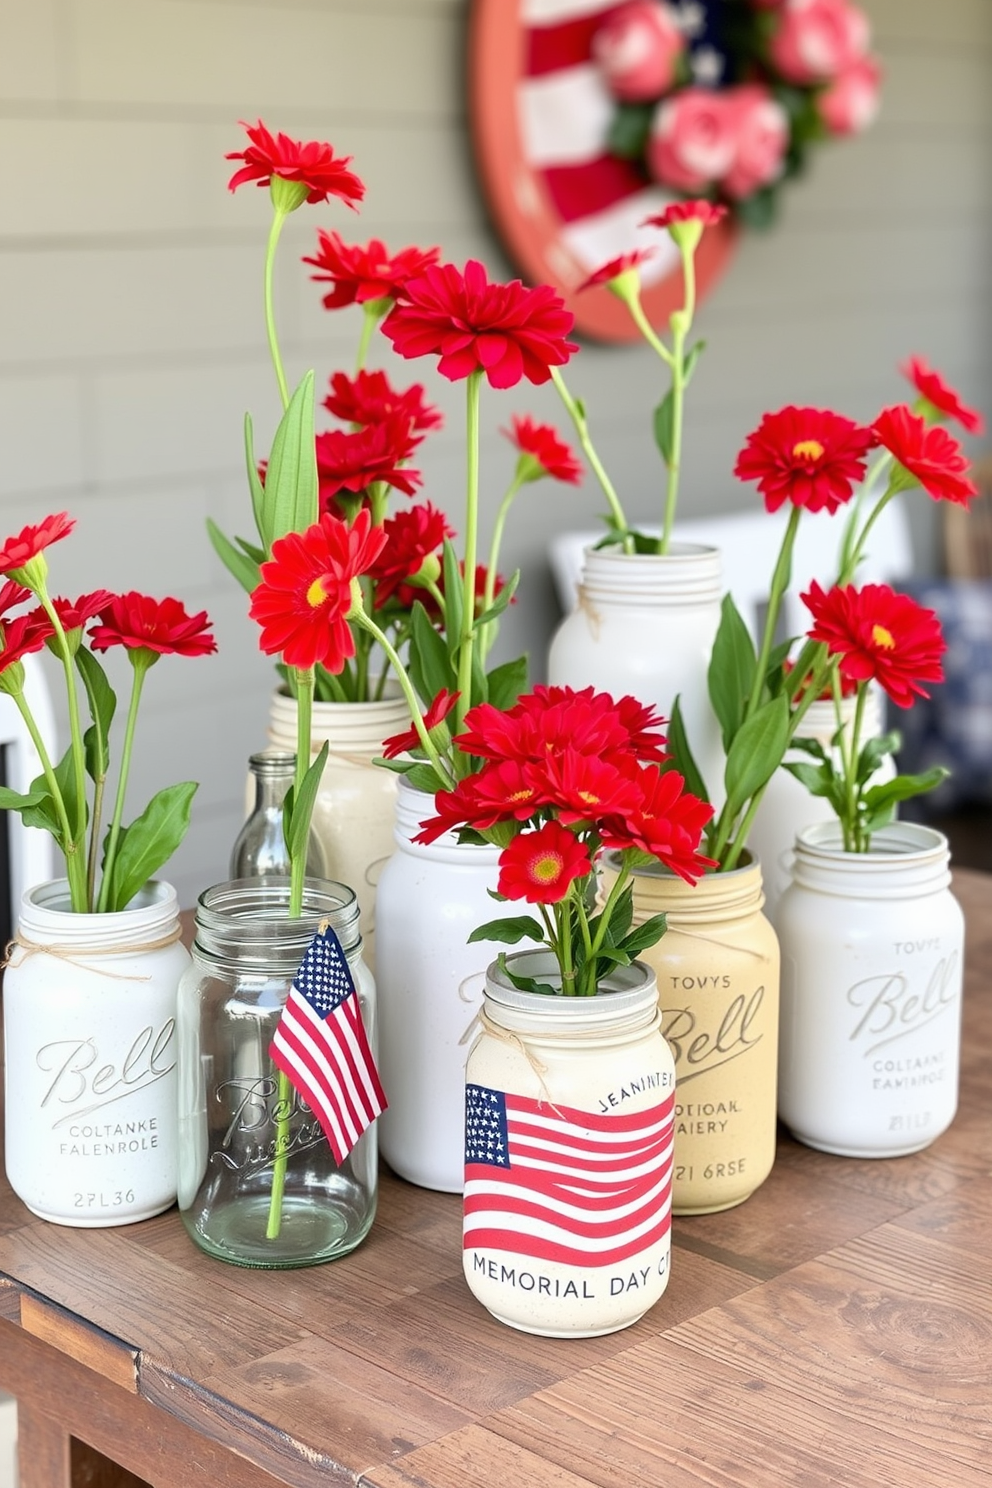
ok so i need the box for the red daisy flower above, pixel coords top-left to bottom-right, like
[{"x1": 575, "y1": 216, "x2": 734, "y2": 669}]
[
  {"x1": 0, "y1": 512, "x2": 75, "y2": 578},
  {"x1": 539, "y1": 749, "x2": 644, "y2": 827},
  {"x1": 48, "y1": 590, "x2": 115, "y2": 633},
  {"x1": 734, "y1": 406, "x2": 877, "y2": 514},
  {"x1": 496, "y1": 821, "x2": 592, "y2": 905},
  {"x1": 577, "y1": 248, "x2": 655, "y2": 293},
  {"x1": 381, "y1": 259, "x2": 578, "y2": 389},
  {"x1": 611, "y1": 693, "x2": 670, "y2": 763},
  {"x1": 600, "y1": 768, "x2": 715, "y2": 884},
  {"x1": 89, "y1": 594, "x2": 217, "y2": 659},
  {"x1": 0, "y1": 579, "x2": 30, "y2": 618},
  {"x1": 642, "y1": 201, "x2": 728, "y2": 230},
  {"x1": 0, "y1": 611, "x2": 54, "y2": 675},
  {"x1": 323, "y1": 369, "x2": 443, "y2": 435},
  {"x1": 872, "y1": 404, "x2": 978, "y2": 507},
  {"x1": 249, "y1": 509, "x2": 386, "y2": 672},
  {"x1": 801, "y1": 580, "x2": 946, "y2": 709},
  {"x1": 226, "y1": 120, "x2": 364, "y2": 208},
  {"x1": 900, "y1": 356, "x2": 985, "y2": 436},
  {"x1": 304, "y1": 232, "x2": 440, "y2": 309},
  {"x1": 315, "y1": 416, "x2": 422, "y2": 504},
  {"x1": 381, "y1": 688, "x2": 460, "y2": 762},
  {"x1": 503, "y1": 415, "x2": 583, "y2": 484},
  {"x1": 366, "y1": 502, "x2": 453, "y2": 608}
]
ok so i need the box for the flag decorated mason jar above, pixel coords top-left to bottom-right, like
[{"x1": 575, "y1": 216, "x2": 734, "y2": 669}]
[
  {"x1": 463, "y1": 951, "x2": 676, "y2": 1338},
  {"x1": 175, "y1": 878, "x2": 383, "y2": 1268}
]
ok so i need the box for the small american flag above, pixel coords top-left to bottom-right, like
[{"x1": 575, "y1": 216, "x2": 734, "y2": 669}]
[
  {"x1": 463, "y1": 1082, "x2": 674, "y2": 1269},
  {"x1": 269, "y1": 923, "x2": 386, "y2": 1164}
]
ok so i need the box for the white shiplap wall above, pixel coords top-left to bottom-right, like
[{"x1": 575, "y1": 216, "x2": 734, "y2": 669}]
[{"x1": 0, "y1": 0, "x2": 989, "y2": 907}]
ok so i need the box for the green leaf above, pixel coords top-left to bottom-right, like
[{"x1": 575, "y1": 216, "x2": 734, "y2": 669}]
[
  {"x1": 723, "y1": 694, "x2": 790, "y2": 817},
  {"x1": 783, "y1": 759, "x2": 839, "y2": 800},
  {"x1": 206, "y1": 518, "x2": 261, "y2": 595},
  {"x1": 75, "y1": 647, "x2": 116, "y2": 781},
  {"x1": 473, "y1": 568, "x2": 520, "y2": 631},
  {"x1": 682, "y1": 339, "x2": 706, "y2": 387},
  {"x1": 22, "y1": 748, "x2": 82, "y2": 846},
  {"x1": 283, "y1": 742, "x2": 329, "y2": 864},
  {"x1": 863, "y1": 767, "x2": 950, "y2": 817},
  {"x1": 409, "y1": 602, "x2": 455, "y2": 708},
  {"x1": 708, "y1": 594, "x2": 757, "y2": 753},
  {"x1": 0, "y1": 784, "x2": 48, "y2": 812},
  {"x1": 602, "y1": 881, "x2": 634, "y2": 945},
  {"x1": 789, "y1": 736, "x2": 830, "y2": 763},
  {"x1": 404, "y1": 762, "x2": 448, "y2": 796},
  {"x1": 764, "y1": 637, "x2": 794, "y2": 694},
  {"x1": 467, "y1": 916, "x2": 544, "y2": 946},
  {"x1": 441, "y1": 539, "x2": 464, "y2": 665},
  {"x1": 619, "y1": 912, "x2": 669, "y2": 960},
  {"x1": 856, "y1": 730, "x2": 900, "y2": 786},
  {"x1": 235, "y1": 534, "x2": 268, "y2": 565},
  {"x1": 105, "y1": 781, "x2": 198, "y2": 912},
  {"x1": 263, "y1": 371, "x2": 319, "y2": 546},
  {"x1": 486, "y1": 655, "x2": 528, "y2": 713},
  {"x1": 606, "y1": 102, "x2": 653, "y2": 160},
  {"x1": 495, "y1": 954, "x2": 558, "y2": 997},
  {"x1": 244, "y1": 412, "x2": 268, "y2": 546},
  {"x1": 735, "y1": 186, "x2": 778, "y2": 232},
  {"x1": 661, "y1": 696, "x2": 711, "y2": 805},
  {"x1": 653, "y1": 391, "x2": 674, "y2": 467}
]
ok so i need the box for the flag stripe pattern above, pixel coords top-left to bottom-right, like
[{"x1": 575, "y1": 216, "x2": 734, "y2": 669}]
[
  {"x1": 463, "y1": 1082, "x2": 675, "y2": 1269},
  {"x1": 269, "y1": 924, "x2": 386, "y2": 1164}
]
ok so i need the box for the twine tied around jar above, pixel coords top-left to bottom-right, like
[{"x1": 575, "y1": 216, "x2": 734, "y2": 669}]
[
  {"x1": 462, "y1": 1002, "x2": 567, "y2": 1119},
  {"x1": 576, "y1": 585, "x2": 602, "y2": 640},
  {"x1": 2, "y1": 923, "x2": 183, "y2": 979}
]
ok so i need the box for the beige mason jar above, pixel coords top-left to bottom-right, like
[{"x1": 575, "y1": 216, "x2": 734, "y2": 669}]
[{"x1": 602, "y1": 854, "x2": 780, "y2": 1214}]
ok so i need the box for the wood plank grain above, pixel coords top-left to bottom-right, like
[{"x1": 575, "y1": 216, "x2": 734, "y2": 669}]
[
  {"x1": 20, "y1": 1292, "x2": 138, "y2": 1392},
  {"x1": 360, "y1": 1423, "x2": 601, "y2": 1488},
  {"x1": 16, "y1": 1401, "x2": 73, "y2": 1488},
  {"x1": 0, "y1": 1277, "x2": 19, "y2": 1322},
  {"x1": 892, "y1": 1171, "x2": 992, "y2": 1258}
]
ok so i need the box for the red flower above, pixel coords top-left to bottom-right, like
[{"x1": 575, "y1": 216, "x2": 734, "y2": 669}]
[
  {"x1": 0, "y1": 611, "x2": 54, "y2": 674},
  {"x1": 801, "y1": 580, "x2": 945, "y2": 709},
  {"x1": 503, "y1": 415, "x2": 583, "y2": 484},
  {"x1": 600, "y1": 768, "x2": 715, "y2": 884},
  {"x1": 578, "y1": 249, "x2": 654, "y2": 292},
  {"x1": 48, "y1": 590, "x2": 115, "y2": 633},
  {"x1": 734, "y1": 406, "x2": 877, "y2": 514},
  {"x1": 226, "y1": 120, "x2": 364, "y2": 208},
  {"x1": 249, "y1": 509, "x2": 385, "y2": 672},
  {"x1": 365, "y1": 502, "x2": 452, "y2": 608},
  {"x1": 538, "y1": 750, "x2": 644, "y2": 827},
  {"x1": 381, "y1": 259, "x2": 578, "y2": 389},
  {"x1": 496, "y1": 821, "x2": 592, "y2": 905},
  {"x1": 304, "y1": 232, "x2": 440, "y2": 309},
  {"x1": 323, "y1": 369, "x2": 443, "y2": 435},
  {"x1": 0, "y1": 512, "x2": 75, "y2": 578},
  {"x1": 315, "y1": 417, "x2": 422, "y2": 505},
  {"x1": 783, "y1": 657, "x2": 857, "y2": 701},
  {"x1": 642, "y1": 201, "x2": 728, "y2": 229},
  {"x1": 381, "y1": 688, "x2": 460, "y2": 761},
  {"x1": 457, "y1": 686, "x2": 665, "y2": 766},
  {"x1": 900, "y1": 358, "x2": 985, "y2": 436},
  {"x1": 872, "y1": 405, "x2": 977, "y2": 507},
  {"x1": 0, "y1": 579, "x2": 30, "y2": 618},
  {"x1": 89, "y1": 594, "x2": 217, "y2": 658}
]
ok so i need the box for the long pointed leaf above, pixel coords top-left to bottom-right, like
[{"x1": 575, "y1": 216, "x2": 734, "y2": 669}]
[
  {"x1": 106, "y1": 782, "x2": 197, "y2": 912},
  {"x1": 264, "y1": 372, "x2": 319, "y2": 546},
  {"x1": 723, "y1": 694, "x2": 790, "y2": 817},
  {"x1": 661, "y1": 696, "x2": 711, "y2": 805},
  {"x1": 284, "y1": 742, "x2": 329, "y2": 864},
  {"x1": 75, "y1": 647, "x2": 116, "y2": 781},
  {"x1": 207, "y1": 518, "x2": 262, "y2": 595},
  {"x1": 708, "y1": 594, "x2": 756, "y2": 753},
  {"x1": 244, "y1": 411, "x2": 268, "y2": 545}
]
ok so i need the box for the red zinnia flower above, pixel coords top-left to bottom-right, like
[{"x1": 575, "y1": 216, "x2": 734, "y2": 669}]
[
  {"x1": 496, "y1": 821, "x2": 592, "y2": 905},
  {"x1": 0, "y1": 579, "x2": 30, "y2": 618},
  {"x1": 734, "y1": 406, "x2": 877, "y2": 514},
  {"x1": 538, "y1": 749, "x2": 644, "y2": 827},
  {"x1": 0, "y1": 611, "x2": 54, "y2": 674},
  {"x1": 503, "y1": 415, "x2": 583, "y2": 484},
  {"x1": 872, "y1": 404, "x2": 978, "y2": 507},
  {"x1": 381, "y1": 260, "x2": 578, "y2": 389},
  {"x1": 801, "y1": 580, "x2": 946, "y2": 709},
  {"x1": 89, "y1": 594, "x2": 217, "y2": 659},
  {"x1": 0, "y1": 512, "x2": 75, "y2": 578},
  {"x1": 323, "y1": 369, "x2": 443, "y2": 435},
  {"x1": 600, "y1": 768, "x2": 715, "y2": 884},
  {"x1": 226, "y1": 120, "x2": 364, "y2": 208},
  {"x1": 304, "y1": 232, "x2": 440, "y2": 309},
  {"x1": 901, "y1": 356, "x2": 985, "y2": 436},
  {"x1": 366, "y1": 502, "x2": 452, "y2": 608},
  {"x1": 642, "y1": 201, "x2": 728, "y2": 230},
  {"x1": 315, "y1": 417, "x2": 422, "y2": 505},
  {"x1": 577, "y1": 248, "x2": 655, "y2": 293},
  {"x1": 249, "y1": 508, "x2": 386, "y2": 672},
  {"x1": 48, "y1": 590, "x2": 115, "y2": 634},
  {"x1": 381, "y1": 688, "x2": 460, "y2": 762}
]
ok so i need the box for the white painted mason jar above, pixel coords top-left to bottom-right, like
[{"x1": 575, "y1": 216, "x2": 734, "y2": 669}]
[
  {"x1": 3, "y1": 879, "x2": 189, "y2": 1226},
  {"x1": 547, "y1": 545, "x2": 724, "y2": 804},
  {"x1": 374, "y1": 781, "x2": 503, "y2": 1192},
  {"x1": 463, "y1": 953, "x2": 675, "y2": 1338},
  {"x1": 776, "y1": 822, "x2": 964, "y2": 1157},
  {"x1": 266, "y1": 687, "x2": 412, "y2": 969},
  {"x1": 748, "y1": 688, "x2": 894, "y2": 924}
]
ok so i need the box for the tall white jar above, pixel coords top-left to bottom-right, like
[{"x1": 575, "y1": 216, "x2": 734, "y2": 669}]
[
  {"x1": 266, "y1": 688, "x2": 411, "y2": 969},
  {"x1": 463, "y1": 953, "x2": 675, "y2": 1338},
  {"x1": 547, "y1": 544, "x2": 724, "y2": 803},
  {"x1": 374, "y1": 781, "x2": 503, "y2": 1193},
  {"x1": 776, "y1": 822, "x2": 963, "y2": 1158},
  {"x1": 3, "y1": 879, "x2": 190, "y2": 1226}
]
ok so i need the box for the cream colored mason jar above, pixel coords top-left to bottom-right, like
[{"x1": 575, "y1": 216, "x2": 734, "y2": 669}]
[
  {"x1": 463, "y1": 953, "x2": 675, "y2": 1339},
  {"x1": 266, "y1": 687, "x2": 411, "y2": 969},
  {"x1": 605, "y1": 855, "x2": 780, "y2": 1214}
]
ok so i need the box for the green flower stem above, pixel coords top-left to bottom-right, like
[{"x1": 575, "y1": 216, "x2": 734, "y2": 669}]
[
  {"x1": 837, "y1": 448, "x2": 893, "y2": 580},
  {"x1": 37, "y1": 595, "x2": 88, "y2": 856},
  {"x1": 839, "y1": 483, "x2": 897, "y2": 586},
  {"x1": 626, "y1": 294, "x2": 676, "y2": 369},
  {"x1": 585, "y1": 858, "x2": 630, "y2": 993},
  {"x1": 455, "y1": 371, "x2": 483, "y2": 740},
  {"x1": 97, "y1": 654, "x2": 153, "y2": 913},
  {"x1": 422, "y1": 578, "x2": 447, "y2": 617},
  {"x1": 368, "y1": 480, "x2": 390, "y2": 528},
  {"x1": 10, "y1": 688, "x2": 85, "y2": 909},
  {"x1": 558, "y1": 899, "x2": 575, "y2": 994},
  {"x1": 355, "y1": 303, "x2": 379, "y2": 373},
  {"x1": 86, "y1": 773, "x2": 106, "y2": 912},
  {"x1": 746, "y1": 506, "x2": 802, "y2": 724},
  {"x1": 479, "y1": 471, "x2": 525, "y2": 663},
  {"x1": 264, "y1": 208, "x2": 291, "y2": 410},
  {"x1": 550, "y1": 366, "x2": 632, "y2": 550},
  {"x1": 352, "y1": 610, "x2": 455, "y2": 786}
]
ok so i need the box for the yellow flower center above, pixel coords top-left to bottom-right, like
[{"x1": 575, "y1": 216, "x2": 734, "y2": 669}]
[
  {"x1": 577, "y1": 789, "x2": 601, "y2": 805},
  {"x1": 531, "y1": 853, "x2": 563, "y2": 884},
  {"x1": 792, "y1": 439, "x2": 825, "y2": 462},
  {"x1": 305, "y1": 576, "x2": 329, "y2": 608},
  {"x1": 872, "y1": 623, "x2": 895, "y2": 650},
  {"x1": 507, "y1": 789, "x2": 533, "y2": 803}
]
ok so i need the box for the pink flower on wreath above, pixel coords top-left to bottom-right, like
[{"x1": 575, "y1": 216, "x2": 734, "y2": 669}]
[
  {"x1": 592, "y1": 2, "x2": 685, "y2": 104},
  {"x1": 817, "y1": 55, "x2": 882, "y2": 136},
  {"x1": 648, "y1": 88, "x2": 737, "y2": 194},
  {"x1": 720, "y1": 85, "x2": 790, "y2": 201},
  {"x1": 769, "y1": 0, "x2": 870, "y2": 87}
]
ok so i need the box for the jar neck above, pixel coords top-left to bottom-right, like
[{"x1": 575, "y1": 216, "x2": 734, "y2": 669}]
[
  {"x1": 792, "y1": 687, "x2": 884, "y2": 744},
  {"x1": 268, "y1": 686, "x2": 410, "y2": 755},
  {"x1": 483, "y1": 951, "x2": 658, "y2": 1038},
  {"x1": 393, "y1": 781, "x2": 501, "y2": 862},
  {"x1": 579, "y1": 543, "x2": 721, "y2": 607},
  {"x1": 610, "y1": 854, "x2": 765, "y2": 926},
  {"x1": 192, "y1": 878, "x2": 362, "y2": 971},
  {"x1": 248, "y1": 751, "x2": 296, "y2": 811},
  {"x1": 790, "y1": 822, "x2": 951, "y2": 898},
  {"x1": 18, "y1": 879, "x2": 180, "y2": 947}
]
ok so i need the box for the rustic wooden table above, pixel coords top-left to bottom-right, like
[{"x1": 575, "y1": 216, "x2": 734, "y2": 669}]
[{"x1": 1, "y1": 870, "x2": 989, "y2": 1488}]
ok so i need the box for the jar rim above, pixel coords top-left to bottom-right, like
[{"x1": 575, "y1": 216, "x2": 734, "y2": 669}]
[{"x1": 193, "y1": 877, "x2": 362, "y2": 961}]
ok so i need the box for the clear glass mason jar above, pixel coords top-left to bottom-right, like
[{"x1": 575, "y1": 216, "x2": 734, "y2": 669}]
[{"x1": 176, "y1": 878, "x2": 378, "y2": 1267}]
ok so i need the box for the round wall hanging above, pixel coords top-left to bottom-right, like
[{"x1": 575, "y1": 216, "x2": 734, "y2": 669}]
[{"x1": 469, "y1": 0, "x2": 881, "y2": 343}]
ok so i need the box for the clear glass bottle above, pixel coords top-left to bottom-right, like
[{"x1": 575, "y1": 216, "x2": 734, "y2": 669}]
[
  {"x1": 231, "y1": 751, "x2": 328, "y2": 881},
  {"x1": 176, "y1": 877, "x2": 377, "y2": 1267}
]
